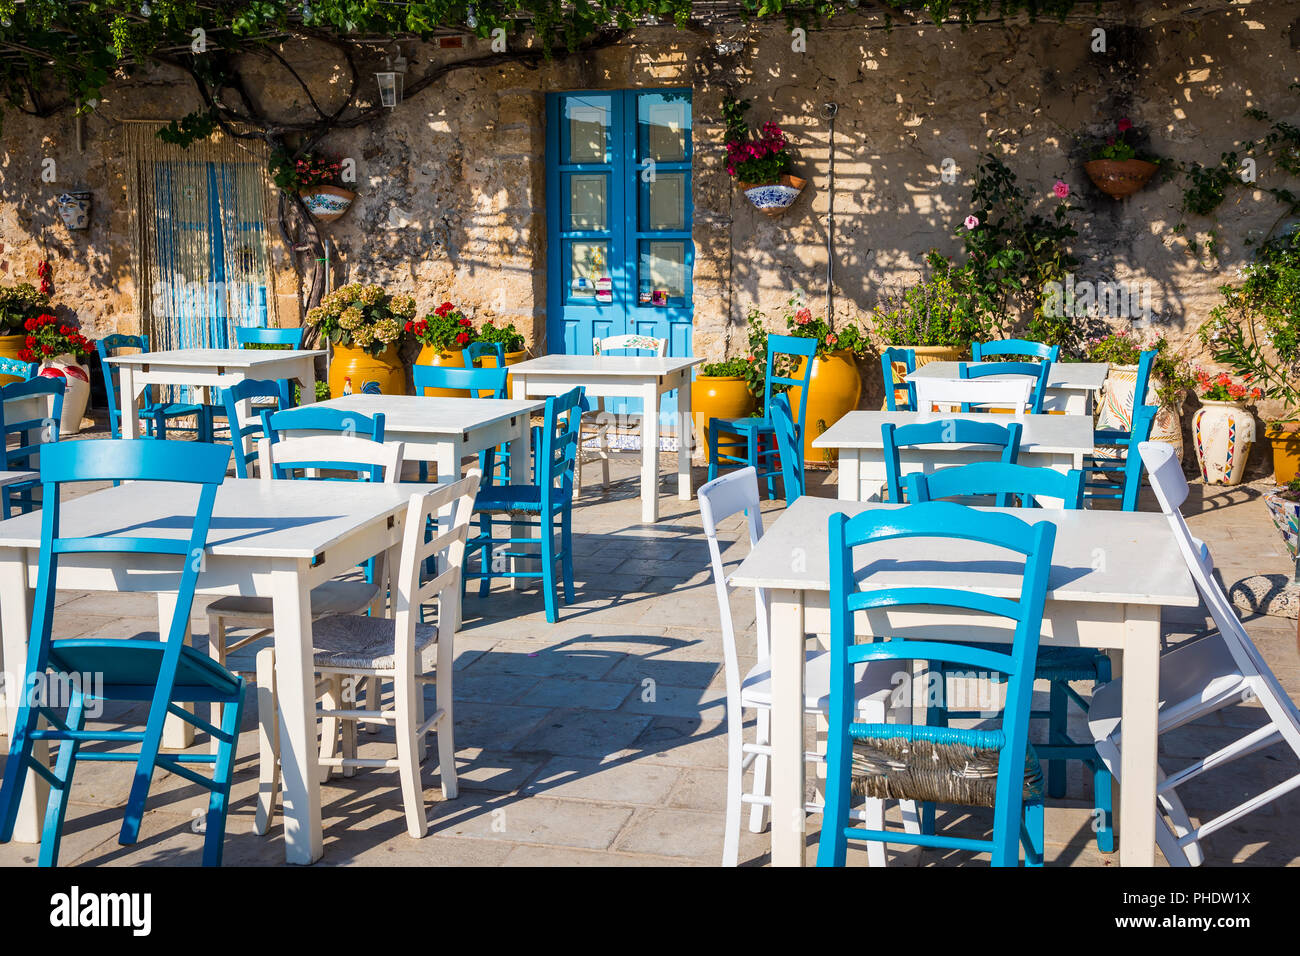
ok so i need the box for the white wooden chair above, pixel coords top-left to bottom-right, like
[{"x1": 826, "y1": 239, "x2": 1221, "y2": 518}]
[
  {"x1": 577, "y1": 333, "x2": 667, "y2": 492},
  {"x1": 698, "y1": 466, "x2": 908, "y2": 867},
  {"x1": 1088, "y1": 441, "x2": 1300, "y2": 865},
  {"x1": 255, "y1": 471, "x2": 481, "y2": 839},
  {"x1": 205, "y1": 435, "x2": 406, "y2": 752},
  {"x1": 913, "y1": 377, "x2": 1032, "y2": 418}
]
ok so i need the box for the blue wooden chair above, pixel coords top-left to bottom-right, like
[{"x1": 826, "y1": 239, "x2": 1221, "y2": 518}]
[
  {"x1": 959, "y1": 360, "x2": 1052, "y2": 414},
  {"x1": 881, "y1": 418, "x2": 1023, "y2": 504},
  {"x1": 260, "y1": 406, "x2": 387, "y2": 481},
  {"x1": 904, "y1": 461, "x2": 1113, "y2": 852},
  {"x1": 204, "y1": 326, "x2": 307, "y2": 441},
  {"x1": 818, "y1": 501, "x2": 1056, "y2": 867},
  {"x1": 97, "y1": 334, "x2": 210, "y2": 441},
  {"x1": 465, "y1": 386, "x2": 583, "y2": 623},
  {"x1": 769, "y1": 392, "x2": 805, "y2": 501},
  {"x1": 1084, "y1": 402, "x2": 1158, "y2": 511},
  {"x1": 221, "y1": 378, "x2": 291, "y2": 478},
  {"x1": 1, "y1": 377, "x2": 65, "y2": 518},
  {"x1": 0, "y1": 438, "x2": 242, "y2": 867},
  {"x1": 708, "y1": 334, "x2": 817, "y2": 500},
  {"x1": 412, "y1": 363, "x2": 509, "y2": 483},
  {"x1": 0, "y1": 357, "x2": 37, "y2": 381},
  {"x1": 880, "y1": 347, "x2": 916, "y2": 411},
  {"x1": 973, "y1": 339, "x2": 1060, "y2": 362},
  {"x1": 462, "y1": 341, "x2": 506, "y2": 369}
]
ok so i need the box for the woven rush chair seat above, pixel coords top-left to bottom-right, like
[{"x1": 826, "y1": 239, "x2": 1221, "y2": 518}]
[
  {"x1": 849, "y1": 726, "x2": 1045, "y2": 807},
  {"x1": 207, "y1": 580, "x2": 378, "y2": 627},
  {"x1": 310, "y1": 613, "x2": 440, "y2": 672}
]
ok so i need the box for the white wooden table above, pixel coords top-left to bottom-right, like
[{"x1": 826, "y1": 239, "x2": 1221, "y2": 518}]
[
  {"x1": 814, "y1": 410, "x2": 1095, "y2": 502},
  {"x1": 105, "y1": 348, "x2": 324, "y2": 439},
  {"x1": 729, "y1": 496, "x2": 1198, "y2": 867},
  {"x1": 0, "y1": 478, "x2": 428, "y2": 864},
  {"x1": 508, "y1": 354, "x2": 703, "y2": 522},
  {"x1": 909, "y1": 361, "x2": 1109, "y2": 415}
]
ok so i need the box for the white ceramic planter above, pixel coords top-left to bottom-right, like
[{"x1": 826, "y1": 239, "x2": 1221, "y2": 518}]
[
  {"x1": 1193, "y1": 400, "x2": 1256, "y2": 486},
  {"x1": 38, "y1": 353, "x2": 91, "y2": 435}
]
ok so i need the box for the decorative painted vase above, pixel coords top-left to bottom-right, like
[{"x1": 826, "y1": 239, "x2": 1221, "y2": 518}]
[
  {"x1": 38, "y1": 354, "x2": 91, "y2": 434},
  {"x1": 1083, "y1": 159, "x2": 1159, "y2": 199},
  {"x1": 739, "y1": 174, "x2": 807, "y2": 217},
  {"x1": 1193, "y1": 400, "x2": 1256, "y2": 486},
  {"x1": 299, "y1": 185, "x2": 356, "y2": 223},
  {"x1": 1096, "y1": 363, "x2": 1184, "y2": 462},
  {"x1": 1264, "y1": 491, "x2": 1300, "y2": 562},
  {"x1": 787, "y1": 349, "x2": 862, "y2": 465},
  {"x1": 328, "y1": 343, "x2": 405, "y2": 398},
  {"x1": 691, "y1": 375, "x2": 755, "y2": 460},
  {"x1": 56, "y1": 191, "x2": 93, "y2": 231}
]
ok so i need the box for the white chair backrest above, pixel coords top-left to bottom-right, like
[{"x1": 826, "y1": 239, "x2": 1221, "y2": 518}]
[
  {"x1": 913, "y1": 377, "x2": 1032, "y2": 419},
  {"x1": 1139, "y1": 441, "x2": 1300, "y2": 730},
  {"x1": 392, "y1": 471, "x2": 481, "y2": 680},
  {"x1": 697, "y1": 467, "x2": 769, "y2": 705},
  {"x1": 256, "y1": 435, "x2": 406, "y2": 484},
  {"x1": 595, "y1": 333, "x2": 668, "y2": 356}
]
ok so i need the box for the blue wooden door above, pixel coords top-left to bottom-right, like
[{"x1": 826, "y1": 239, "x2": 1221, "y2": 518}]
[{"x1": 546, "y1": 89, "x2": 694, "y2": 420}]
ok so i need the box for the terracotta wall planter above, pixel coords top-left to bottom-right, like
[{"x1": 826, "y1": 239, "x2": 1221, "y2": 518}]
[
  {"x1": 328, "y1": 343, "x2": 405, "y2": 397},
  {"x1": 1266, "y1": 421, "x2": 1300, "y2": 484},
  {"x1": 1193, "y1": 400, "x2": 1256, "y2": 486},
  {"x1": 300, "y1": 185, "x2": 356, "y2": 223},
  {"x1": 692, "y1": 375, "x2": 755, "y2": 457},
  {"x1": 1084, "y1": 159, "x2": 1159, "y2": 199},
  {"x1": 787, "y1": 349, "x2": 862, "y2": 464}
]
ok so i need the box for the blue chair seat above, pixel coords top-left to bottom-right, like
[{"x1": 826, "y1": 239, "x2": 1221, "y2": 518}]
[
  {"x1": 711, "y1": 415, "x2": 771, "y2": 435},
  {"x1": 49, "y1": 639, "x2": 241, "y2": 702},
  {"x1": 143, "y1": 399, "x2": 205, "y2": 419},
  {"x1": 472, "y1": 484, "x2": 557, "y2": 512}
]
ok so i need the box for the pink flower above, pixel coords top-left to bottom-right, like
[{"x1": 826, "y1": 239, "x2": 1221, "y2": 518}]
[
  {"x1": 825, "y1": 334, "x2": 838, "y2": 347},
  {"x1": 1053, "y1": 180, "x2": 1070, "y2": 199},
  {"x1": 795, "y1": 308, "x2": 813, "y2": 326},
  {"x1": 1117, "y1": 117, "x2": 1133, "y2": 133},
  {"x1": 963, "y1": 215, "x2": 980, "y2": 230}
]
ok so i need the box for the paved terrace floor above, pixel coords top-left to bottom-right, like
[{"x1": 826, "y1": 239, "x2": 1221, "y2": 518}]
[{"x1": 0, "y1": 424, "x2": 1295, "y2": 867}]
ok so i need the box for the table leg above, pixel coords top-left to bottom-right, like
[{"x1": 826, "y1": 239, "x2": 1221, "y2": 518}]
[
  {"x1": 0, "y1": 551, "x2": 45, "y2": 842},
  {"x1": 297, "y1": 360, "x2": 319, "y2": 406},
  {"x1": 838, "y1": 452, "x2": 860, "y2": 502},
  {"x1": 640, "y1": 383, "x2": 660, "y2": 523},
  {"x1": 769, "y1": 588, "x2": 807, "y2": 867},
  {"x1": 157, "y1": 592, "x2": 196, "y2": 750},
  {"x1": 121, "y1": 367, "x2": 141, "y2": 440},
  {"x1": 1118, "y1": 604, "x2": 1161, "y2": 867},
  {"x1": 675, "y1": 377, "x2": 692, "y2": 501},
  {"x1": 271, "y1": 563, "x2": 323, "y2": 864}
]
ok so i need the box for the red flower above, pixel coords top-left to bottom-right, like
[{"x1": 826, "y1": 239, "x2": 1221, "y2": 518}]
[
  {"x1": 40, "y1": 344, "x2": 54, "y2": 355},
  {"x1": 455, "y1": 332, "x2": 470, "y2": 346},
  {"x1": 458, "y1": 317, "x2": 471, "y2": 328},
  {"x1": 1117, "y1": 117, "x2": 1133, "y2": 133},
  {"x1": 23, "y1": 317, "x2": 35, "y2": 331},
  {"x1": 17, "y1": 349, "x2": 33, "y2": 361},
  {"x1": 24, "y1": 335, "x2": 35, "y2": 347},
  {"x1": 404, "y1": 320, "x2": 414, "y2": 332},
  {"x1": 1106, "y1": 136, "x2": 1116, "y2": 146}
]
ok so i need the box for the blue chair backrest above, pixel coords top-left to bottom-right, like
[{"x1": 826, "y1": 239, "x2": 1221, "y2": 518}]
[
  {"x1": 881, "y1": 418, "x2": 1023, "y2": 504},
  {"x1": 537, "y1": 386, "x2": 584, "y2": 507},
  {"x1": 0, "y1": 357, "x2": 37, "y2": 382},
  {"x1": 1130, "y1": 349, "x2": 1157, "y2": 410},
  {"x1": 1120, "y1": 404, "x2": 1159, "y2": 511},
  {"x1": 825, "y1": 501, "x2": 1056, "y2": 866},
  {"x1": 412, "y1": 363, "x2": 508, "y2": 399},
  {"x1": 1, "y1": 377, "x2": 65, "y2": 470},
  {"x1": 261, "y1": 406, "x2": 387, "y2": 481},
  {"x1": 769, "y1": 393, "x2": 805, "y2": 501},
  {"x1": 235, "y1": 326, "x2": 304, "y2": 349},
  {"x1": 960, "y1": 360, "x2": 1051, "y2": 414},
  {"x1": 222, "y1": 378, "x2": 290, "y2": 478},
  {"x1": 881, "y1": 347, "x2": 916, "y2": 412},
  {"x1": 973, "y1": 339, "x2": 1059, "y2": 362},
  {"x1": 763, "y1": 334, "x2": 819, "y2": 428},
  {"x1": 462, "y1": 341, "x2": 506, "y2": 369},
  {"x1": 906, "y1": 462, "x2": 1084, "y2": 510},
  {"x1": 96, "y1": 333, "x2": 150, "y2": 438}
]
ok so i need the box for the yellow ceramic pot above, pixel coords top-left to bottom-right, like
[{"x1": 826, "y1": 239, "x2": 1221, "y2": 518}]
[
  {"x1": 1267, "y1": 421, "x2": 1300, "y2": 484},
  {"x1": 788, "y1": 349, "x2": 862, "y2": 464},
  {"x1": 414, "y1": 346, "x2": 465, "y2": 396},
  {"x1": 692, "y1": 375, "x2": 756, "y2": 458},
  {"x1": 0, "y1": 333, "x2": 29, "y2": 384},
  {"x1": 479, "y1": 349, "x2": 527, "y2": 398},
  {"x1": 329, "y1": 343, "x2": 405, "y2": 397}
]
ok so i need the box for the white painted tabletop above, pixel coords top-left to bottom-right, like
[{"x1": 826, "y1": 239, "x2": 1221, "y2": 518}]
[
  {"x1": 0, "y1": 478, "x2": 439, "y2": 560},
  {"x1": 909, "y1": 361, "x2": 1109, "y2": 391},
  {"x1": 509, "y1": 354, "x2": 703, "y2": 377},
  {"x1": 0, "y1": 471, "x2": 37, "y2": 489},
  {"x1": 729, "y1": 496, "x2": 1198, "y2": 607},
  {"x1": 302, "y1": 395, "x2": 544, "y2": 434},
  {"x1": 812, "y1": 410, "x2": 1095, "y2": 454},
  {"x1": 104, "y1": 348, "x2": 324, "y2": 368}
]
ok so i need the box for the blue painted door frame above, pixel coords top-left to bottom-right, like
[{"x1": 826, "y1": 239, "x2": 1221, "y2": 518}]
[{"x1": 545, "y1": 89, "x2": 694, "y2": 420}]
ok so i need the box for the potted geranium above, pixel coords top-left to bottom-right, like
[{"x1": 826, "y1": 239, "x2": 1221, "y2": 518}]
[
  {"x1": 777, "y1": 296, "x2": 870, "y2": 463},
  {"x1": 1082, "y1": 118, "x2": 1162, "y2": 199},
  {"x1": 409, "y1": 301, "x2": 478, "y2": 395},
  {"x1": 1085, "y1": 330, "x2": 1195, "y2": 462},
  {"x1": 1192, "y1": 370, "x2": 1262, "y2": 486},
  {"x1": 18, "y1": 313, "x2": 94, "y2": 433},
  {"x1": 722, "y1": 94, "x2": 805, "y2": 217},
  {"x1": 272, "y1": 150, "x2": 355, "y2": 223},
  {"x1": 0, "y1": 283, "x2": 54, "y2": 379},
  {"x1": 305, "y1": 283, "x2": 414, "y2": 396}
]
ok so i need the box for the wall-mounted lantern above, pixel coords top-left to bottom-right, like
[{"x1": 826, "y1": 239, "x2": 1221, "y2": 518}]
[{"x1": 375, "y1": 48, "x2": 407, "y2": 109}]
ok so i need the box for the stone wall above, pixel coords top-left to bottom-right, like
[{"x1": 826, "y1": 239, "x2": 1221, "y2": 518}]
[{"x1": 1, "y1": 1, "x2": 1297, "y2": 432}]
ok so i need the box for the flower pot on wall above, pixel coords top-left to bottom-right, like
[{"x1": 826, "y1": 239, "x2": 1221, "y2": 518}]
[
  {"x1": 299, "y1": 185, "x2": 356, "y2": 223},
  {"x1": 1266, "y1": 421, "x2": 1300, "y2": 484},
  {"x1": 738, "y1": 175, "x2": 807, "y2": 217},
  {"x1": 1193, "y1": 400, "x2": 1256, "y2": 486},
  {"x1": 1096, "y1": 364, "x2": 1185, "y2": 462},
  {"x1": 329, "y1": 343, "x2": 405, "y2": 397},
  {"x1": 787, "y1": 349, "x2": 862, "y2": 465},
  {"x1": 691, "y1": 375, "x2": 756, "y2": 457},
  {"x1": 1083, "y1": 159, "x2": 1159, "y2": 199},
  {"x1": 56, "y1": 190, "x2": 93, "y2": 230},
  {"x1": 38, "y1": 355, "x2": 90, "y2": 434}
]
